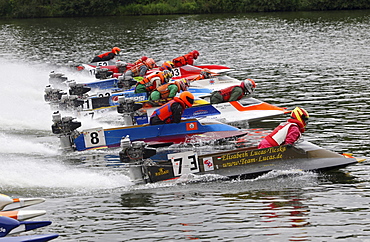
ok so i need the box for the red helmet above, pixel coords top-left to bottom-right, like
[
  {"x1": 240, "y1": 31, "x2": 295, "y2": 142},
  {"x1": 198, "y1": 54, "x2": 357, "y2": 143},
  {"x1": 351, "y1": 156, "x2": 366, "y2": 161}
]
[
  {"x1": 177, "y1": 78, "x2": 189, "y2": 91},
  {"x1": 112, "y1": 47, "x2": 121, "y2": 55},
  {"x1": 144, "y1": 58, "x2": 156, "y2": 69},
  {"x1": 291, "y1": 107, "x2": 309, "y2": 127},
  {"x1": 179, "y1": 91, "x2": 194, "y2": 107},
  {"x1": 192, "y1": 50, "x2": 200, "y2": 59}
]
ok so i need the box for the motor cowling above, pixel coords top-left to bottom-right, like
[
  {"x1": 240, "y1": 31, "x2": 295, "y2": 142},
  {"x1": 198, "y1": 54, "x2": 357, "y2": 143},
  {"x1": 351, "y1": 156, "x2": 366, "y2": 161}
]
[
  {"x1": 51, "y1": 111, "x2": 81, "y2": 135},
  {"x1": 95, "y1": 67, "x2": 113, "y2": 79},
  {"x1": 68, "y1": 82, "x2": 91, "y2": 96},
  {"x1": 44, "y1": 85, "x2": 66, "y2": 103},
  {"x1": 49, "y1": 71, "x2": 68, "y2": 85}
]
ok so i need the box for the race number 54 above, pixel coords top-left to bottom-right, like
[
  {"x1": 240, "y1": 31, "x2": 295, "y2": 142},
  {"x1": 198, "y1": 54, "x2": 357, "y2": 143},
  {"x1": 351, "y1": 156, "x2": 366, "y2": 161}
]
[
  {"x1": 168, "y1": 151, "x2": 199, "y2": 176},
  {"x1": 83, "y1": 127, "x2": 106, "y2": 148}
]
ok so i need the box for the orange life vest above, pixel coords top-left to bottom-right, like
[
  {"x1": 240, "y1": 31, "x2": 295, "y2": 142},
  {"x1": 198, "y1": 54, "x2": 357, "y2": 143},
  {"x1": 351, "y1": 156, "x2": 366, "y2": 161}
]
[
  {"x1": 155, "y1": 82, "x2": 181, "y2": 99},
  {"x1": 150, "y1": 97, "x2": 186, "y2": 123},
  {"x1": 138, "y1": 72, "x2": 167, "y2": 92}
]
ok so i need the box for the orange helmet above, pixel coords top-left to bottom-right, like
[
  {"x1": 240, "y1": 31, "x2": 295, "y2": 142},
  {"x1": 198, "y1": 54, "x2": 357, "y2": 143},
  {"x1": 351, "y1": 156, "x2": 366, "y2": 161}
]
[
  {"x1": 112, "y1": 47, "x2": 121, "y2": 55},
  {"x1": 144, "y1": 58, "x2": 156, "y2": 69},
  {"x1": 192, "y1": 50, "x2": 200, "y2": 59},
  {"x1": 291, "y1": 107, "x2": 309, "y2": 127},
  {"x1": 179, "y1": 91, "x2": 194, "y2": 107}
]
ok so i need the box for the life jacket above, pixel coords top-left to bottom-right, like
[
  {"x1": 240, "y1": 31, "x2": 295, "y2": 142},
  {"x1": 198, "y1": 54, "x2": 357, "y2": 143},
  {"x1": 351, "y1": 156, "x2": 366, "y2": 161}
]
[
  {"x1": 264, "y1": 119, "x2": 304, "y2": 147},
  {"x1": 97, "y1": 51, "x2": 113, "y2": 59},
  {"x1": 129, "y1": 62, "x2": 146, "y2": 76},
  {"x1": 138, "y1": 72, "x2": 167, "y2": 92},
  {"x1": 172, "y1": 53, "x2": 193, "y2": 67},
  {"x1": 150, "y1": 97, "x2": 186, "y2": 123},
  {"x1": 218, "y1": 85, "x2": 244, "y2": 101},
  {"x1": 155, "y1": 82, "x2": 181, "y2": 99}
]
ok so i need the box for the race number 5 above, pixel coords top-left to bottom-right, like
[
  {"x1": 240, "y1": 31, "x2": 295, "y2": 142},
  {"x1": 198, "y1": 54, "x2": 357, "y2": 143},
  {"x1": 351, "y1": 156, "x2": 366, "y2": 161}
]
[
  {"x1": 83, "y1": 127, "x2": 106, "y2": 148},
  {"x1": 168, "y1": 151, "x2": 199, "y2": 176}
]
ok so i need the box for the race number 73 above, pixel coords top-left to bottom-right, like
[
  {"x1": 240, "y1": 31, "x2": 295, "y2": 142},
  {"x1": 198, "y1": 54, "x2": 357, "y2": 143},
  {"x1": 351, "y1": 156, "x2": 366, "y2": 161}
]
[{"x1": 168, "y1": 151, "x2": 200, "y2": 177}]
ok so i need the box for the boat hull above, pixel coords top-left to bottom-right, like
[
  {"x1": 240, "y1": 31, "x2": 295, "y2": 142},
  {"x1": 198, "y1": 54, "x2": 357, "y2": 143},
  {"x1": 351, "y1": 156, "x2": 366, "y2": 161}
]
[
  {"x1": 141, "y1": 141, "x2": 360, "y2": 183},
  {"x1": 73, "y1": 119, "x2": 247, "y2": 151}
]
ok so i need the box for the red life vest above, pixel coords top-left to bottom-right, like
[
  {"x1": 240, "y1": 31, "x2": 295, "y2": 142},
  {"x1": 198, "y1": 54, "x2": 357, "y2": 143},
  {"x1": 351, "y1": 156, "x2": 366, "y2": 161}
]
[
  {"x1": 218, "y1": 85, "x2": 244, "y2": 101},
  {"x1": 138, "y1": 72, "x2": 167, "y2": 92},
  {"x1": 172, "y1": 53, "x2": 194, "y2": 67},
  {"x1": 264, "y1": 119, "x2": 304, "y2": 147},
  {"x1": 150, "y1": 97, "x2": 186, "y2": 123}
]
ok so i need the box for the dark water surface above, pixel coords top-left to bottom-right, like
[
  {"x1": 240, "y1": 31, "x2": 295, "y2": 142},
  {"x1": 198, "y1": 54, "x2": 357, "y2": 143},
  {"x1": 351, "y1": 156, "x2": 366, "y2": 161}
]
[{"x1": 1, "y1": 10, "x2": 370, "y2": 241}]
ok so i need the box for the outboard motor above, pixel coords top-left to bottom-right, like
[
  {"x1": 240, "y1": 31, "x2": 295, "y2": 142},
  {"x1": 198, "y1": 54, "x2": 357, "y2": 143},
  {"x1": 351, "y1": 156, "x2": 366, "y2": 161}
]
[
  {"x1": 119, "y1": 136, "x2": 157, "y2": 184},
  {"x1": 116, "y1": 61, "x2": 128, "y2": 73},
  {"x1": 68, "y1": 81, "x2": 91, "y2": 97},
  {"x1": 59, "y1": 95, "x2": 85, "y2": 110},
  {"x1": 51, "y1": 111, "x2": 81, "y2": 151},
  {"x1": 117, "y1": 96, "x2": 135, "y2": 125},
  {"x1": 117, "y1": 75, "x2": 134, "y2": 90},
  {"x1": 95, "y1": 67, "x2": 113, "y2": 79},
  {"x1": 44, "y1": 85, "x2": 67, "y2": 103},
  {"x1": 49, "y1": 71, "x2": 68, "y2": 85}
]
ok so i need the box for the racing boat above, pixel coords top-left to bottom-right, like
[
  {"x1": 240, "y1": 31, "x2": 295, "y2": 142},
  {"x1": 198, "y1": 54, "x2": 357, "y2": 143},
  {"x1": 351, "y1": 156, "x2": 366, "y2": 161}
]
[
  {"x1": 51, "y1": 112, "x2": 248, "y2": 152},
  {"x1": 119, "y1": 140, "x2": 365, "y2": 184},
  {"x1": 73, "y1": 58, "x2": 231, "y2": 79},
  {"x1": 0, "y1": 194, "x2": 58, "y2": 241}
]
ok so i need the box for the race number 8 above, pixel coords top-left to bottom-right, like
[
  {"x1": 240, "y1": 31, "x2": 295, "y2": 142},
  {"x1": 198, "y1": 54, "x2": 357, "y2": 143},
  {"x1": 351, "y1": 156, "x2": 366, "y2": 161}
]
[
  {"x1": 83, "y1": 127, "x2": 106, "y2": 148},
  {"x1": 169, "y1": 151, "x2": 199, "y2": 176}
]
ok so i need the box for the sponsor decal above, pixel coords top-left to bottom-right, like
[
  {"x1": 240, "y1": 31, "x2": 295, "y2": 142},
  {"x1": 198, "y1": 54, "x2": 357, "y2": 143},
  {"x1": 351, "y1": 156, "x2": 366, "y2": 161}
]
[
  {"x1": 186, "y1": 122, "x2": 198, "y2": 131},
  {"x1": 203, "y1": 157, "x2": 214, "y2": 171},
  {"x1": 209, "y1": 78, "x2": 215, "y2": 85},
  {"x1": 155, "y1": 168, "x2": 170, "y2": 176}
]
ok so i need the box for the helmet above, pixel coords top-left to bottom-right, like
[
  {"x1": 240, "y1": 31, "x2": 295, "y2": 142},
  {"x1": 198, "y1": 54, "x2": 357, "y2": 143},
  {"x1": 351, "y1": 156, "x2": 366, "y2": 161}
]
[
  {"x1": 162, "y1": 70, "x2": 173, "y2": 81},
  {"x1": 192, "y1": 50, "x2": 200, "y2": 59},
  {"x1": 291, "y1": 107, "x2": 309, "y2": 127},
  {"x1": 177, "y1": 78, "x2": 189, "y2": 91},
  {"x1": 179, "y1": 91, "x2": 194, "y2": 107},
  {"x1": 144, "y1": 58, "x2": 156, "y2": 69},
  {"x1": 242, "y1": 78, "x2": 256, "y2": 94},
  {"x1": 160, "y1": 61, "x2": 174, "y2": 71},
  {"x1": 112, "y1": 47, "x2": 121, "y2": 55}
]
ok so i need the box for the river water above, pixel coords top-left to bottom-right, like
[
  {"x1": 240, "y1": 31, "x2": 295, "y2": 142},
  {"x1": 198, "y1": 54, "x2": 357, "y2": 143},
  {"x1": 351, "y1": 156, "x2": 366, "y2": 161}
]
[{"x1": 1, "y1": 10, "x2": 370, "y2": 241}]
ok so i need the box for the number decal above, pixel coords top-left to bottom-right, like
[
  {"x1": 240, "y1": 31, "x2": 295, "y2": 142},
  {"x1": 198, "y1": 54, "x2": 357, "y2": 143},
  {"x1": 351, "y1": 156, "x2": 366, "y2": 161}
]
[
  {"x1": 168, "y1": 151, "x2": 199, "y2": 176},
  {"x1": 172, "y1": 68, "x2": 181, "y2": 77},
  {"x1": 83, "y1": 127, "x2": 106, "y2": 148},
  {"x1": 97, "y1": 62, "x2": 108, "y2": 66}
]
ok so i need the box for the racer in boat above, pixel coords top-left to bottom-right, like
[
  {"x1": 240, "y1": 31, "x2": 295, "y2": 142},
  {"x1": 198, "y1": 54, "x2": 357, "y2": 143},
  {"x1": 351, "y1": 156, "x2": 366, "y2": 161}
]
[
  {"x1": 191, "y1": 68, "x2": 214, "y2": 81},
  {"x1": 159, "y1": 61, "x2": 175, "y2": 71},
  {"x1": 172, "y1": 50, "x2": 200, "y2": 67},
  {"x1": 209, "y1": 79, "x2": 256, "y2": 104},
  {"x1": 135, "y1": 70, "x2": 173, "y2": 94},
  {"x1": 258, "y1": 107, "x2": 309, "y2": 149},
  {"x1": 91, "y1": 47, "x2": 121, "y2": 62},
  {"x1": 125, "y1": 56, "x2": 157, "y2": 78},
  {"x1": 149, "y1": 91, "x2": 194, "y2": 125},
  {"x1": 149, "y1": 78, "x2": 189, "y2": 101}
]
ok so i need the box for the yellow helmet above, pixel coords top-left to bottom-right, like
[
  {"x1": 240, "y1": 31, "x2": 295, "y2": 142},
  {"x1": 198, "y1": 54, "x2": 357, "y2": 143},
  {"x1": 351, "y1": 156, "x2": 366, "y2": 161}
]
[{"x1": 291, "y1": 107, "x2": 309, "y2": 127}]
